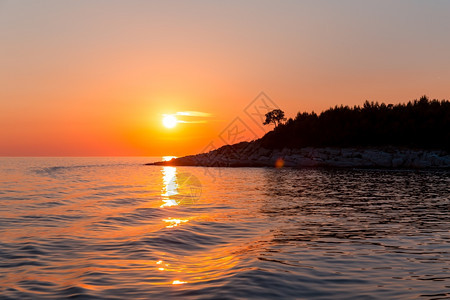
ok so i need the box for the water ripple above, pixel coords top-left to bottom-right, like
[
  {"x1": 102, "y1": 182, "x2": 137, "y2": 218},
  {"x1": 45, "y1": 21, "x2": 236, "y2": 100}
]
[{"x1": 0, "y1": 158, "x2": 449, "y2": 299}]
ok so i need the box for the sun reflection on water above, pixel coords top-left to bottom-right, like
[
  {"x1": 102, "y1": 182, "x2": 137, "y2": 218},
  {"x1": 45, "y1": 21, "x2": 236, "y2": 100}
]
[
  {"x1": 160, "y1": 160, "x2": 178, "y2": 207},
  {"x1": 162, "y1": 218, "x2": 189, "y2": 228},
  {"x1": 156, "y1": 156, "x2": 232, "y2": 288}
]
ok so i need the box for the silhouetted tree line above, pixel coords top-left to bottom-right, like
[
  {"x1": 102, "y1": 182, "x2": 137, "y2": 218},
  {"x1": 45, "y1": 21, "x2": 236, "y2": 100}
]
[{"x1": 260, "y1": 96, "x2": 450, "y2": 150}]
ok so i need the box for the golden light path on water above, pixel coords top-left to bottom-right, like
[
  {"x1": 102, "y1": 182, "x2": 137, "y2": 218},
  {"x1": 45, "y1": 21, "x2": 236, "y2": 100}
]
[
  {"x1": 159, "y1": 156, "x2": 193, "y2": 285},
  {"x1": 142, "y1": 155, "x2": 237, "y2": 288},
  {"x1": 157, "y1": 155, "x2": 241, "y2": 288},
  {"x1": 155, "y1": 156, "x2": 240, "y2": 287}
]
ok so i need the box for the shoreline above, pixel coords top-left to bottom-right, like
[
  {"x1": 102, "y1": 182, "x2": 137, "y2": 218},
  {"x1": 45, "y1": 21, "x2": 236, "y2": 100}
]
[{"x1": 147, "y1": 144, "x2": 450, "y2": 169}]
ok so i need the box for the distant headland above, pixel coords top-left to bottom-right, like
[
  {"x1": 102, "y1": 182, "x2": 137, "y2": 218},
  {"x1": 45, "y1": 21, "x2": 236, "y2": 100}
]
[{"x1": 148, "y1": 96, "x2": 450, "y2": 168}]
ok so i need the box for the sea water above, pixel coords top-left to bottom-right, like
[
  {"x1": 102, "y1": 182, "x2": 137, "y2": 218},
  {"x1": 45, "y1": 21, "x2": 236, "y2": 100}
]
[{"x1": 0, "y1": 157, "x2": 449, "y2": 299}]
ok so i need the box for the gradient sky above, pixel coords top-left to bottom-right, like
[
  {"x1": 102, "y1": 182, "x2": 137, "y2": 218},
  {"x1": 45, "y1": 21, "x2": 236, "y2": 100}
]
[{"x1": 1, "y1": 0, "x2": 449, "y2": 156}]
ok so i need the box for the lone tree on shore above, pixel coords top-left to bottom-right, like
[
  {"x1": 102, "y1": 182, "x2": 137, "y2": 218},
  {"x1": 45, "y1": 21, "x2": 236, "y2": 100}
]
[{"x1": 263, "y1": 109, "x2": 286, "y2": 127}]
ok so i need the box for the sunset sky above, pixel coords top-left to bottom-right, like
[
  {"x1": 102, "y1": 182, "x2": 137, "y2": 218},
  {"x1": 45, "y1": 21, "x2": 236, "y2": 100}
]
[{"x1": 1, "y1": 0, "x2": 449, "y2": 156}]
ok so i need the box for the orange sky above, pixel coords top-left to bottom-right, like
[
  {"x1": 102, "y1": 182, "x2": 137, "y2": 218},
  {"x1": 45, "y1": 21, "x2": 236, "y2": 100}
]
[{"x1": 1, "y1": 1, "x2": 449, "y2": 156}]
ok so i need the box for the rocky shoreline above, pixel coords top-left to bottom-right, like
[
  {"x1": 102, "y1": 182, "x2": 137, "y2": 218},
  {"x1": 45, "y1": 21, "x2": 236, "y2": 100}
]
[{"x1": 147, "y1": 141, "x2": 450, "y2": 169}]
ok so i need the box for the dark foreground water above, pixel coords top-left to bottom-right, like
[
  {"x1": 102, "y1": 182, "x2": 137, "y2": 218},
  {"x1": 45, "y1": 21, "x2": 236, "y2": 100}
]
[{"x1": 0, "y1": 157, "x2": 449, "y2": 299}]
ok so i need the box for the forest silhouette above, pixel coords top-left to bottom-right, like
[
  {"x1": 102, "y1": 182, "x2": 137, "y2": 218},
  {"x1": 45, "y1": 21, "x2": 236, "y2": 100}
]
[{"x1": 261, "y1": 96, "x2": 450, "y2": 151}]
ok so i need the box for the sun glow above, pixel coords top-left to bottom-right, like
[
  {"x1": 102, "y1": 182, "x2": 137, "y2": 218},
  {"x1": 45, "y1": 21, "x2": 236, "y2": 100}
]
[{"x1": 162, "y1": 115, "x2": 177, "y2": 128}]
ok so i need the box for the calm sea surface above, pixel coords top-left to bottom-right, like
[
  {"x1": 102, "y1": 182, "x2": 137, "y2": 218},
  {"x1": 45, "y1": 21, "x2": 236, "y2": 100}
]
[{"x1": 0, "y1": 157, "x2": 449, "y2": 299}]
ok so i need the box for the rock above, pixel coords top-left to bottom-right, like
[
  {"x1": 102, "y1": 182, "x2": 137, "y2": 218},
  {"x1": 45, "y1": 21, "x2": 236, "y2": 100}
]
[
  {"x1": 310, "y1": 150, "x2": 328, "y2": 161},
  {"x1": 392, "y1": 156, "x2": 405, "y2": 168},
  {"x1": 325, "y1": 148, "x2": 342, "y2": 156},
  {"x1": 362, "y1": 150, "x2": 392, "y2": 167},
  {"x1": 281, "y1": 148, "x2": 291, "y2": 156},
  {"x1": 340, "y1": 149, "x2": 354, "y2": 158},
  {"x1": 257, "y1": 147, "x2": 272, "y2": 157},
  {"x1": 294, "y1": 157, "x2": 319, "y2": 167}
]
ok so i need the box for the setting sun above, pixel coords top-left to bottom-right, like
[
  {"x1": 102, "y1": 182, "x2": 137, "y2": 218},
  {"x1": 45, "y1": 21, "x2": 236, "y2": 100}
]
[{"x1": 162, "y1": 115, "x2": 177, "y2": 129}]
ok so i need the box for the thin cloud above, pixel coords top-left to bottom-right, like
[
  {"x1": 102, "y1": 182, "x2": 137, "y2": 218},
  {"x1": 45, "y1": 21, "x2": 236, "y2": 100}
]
[
  {"x1": 175, "y1": 111, "x2": 211, "y2": 117},
  {"x1": 177, "y1": 120, "x2": 207, "y2": 124},
  {"x1": 171, "y1": 111, "x2": 211, "y2": 124}
]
